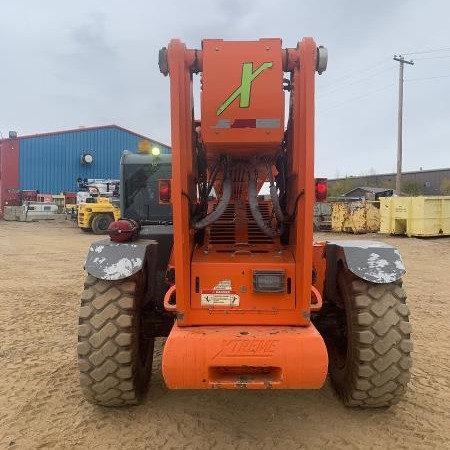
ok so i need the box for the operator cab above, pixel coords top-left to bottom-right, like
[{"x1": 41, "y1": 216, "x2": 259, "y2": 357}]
[{"x1": 120, "y1": 150, "x2": 172, "y2": 225}]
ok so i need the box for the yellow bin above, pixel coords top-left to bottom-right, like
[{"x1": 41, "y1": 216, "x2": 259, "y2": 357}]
[
  {"x1": 379, "y1": 196, "x2": 450, "y2": 237},
  {"x1": 331, "y1": 201, "x2": 380, "y2": 234}
]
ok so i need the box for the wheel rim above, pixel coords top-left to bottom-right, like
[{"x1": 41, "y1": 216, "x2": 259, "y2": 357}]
[
  {"x1": 138, "y1": 313, "x2": 154, "y2": 368},
  {"x1": 133, "y1": 274, "x2": 154, "y2": 398},
  {"x1": 98, "y1": 217, "x2": 111, "y2": 231},
  {"x1": 333, "y1": 275, "x2": 350, "y2": 371}
]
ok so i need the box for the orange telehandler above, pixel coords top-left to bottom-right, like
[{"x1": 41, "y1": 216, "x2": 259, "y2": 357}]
[{"x1": 78, "y1": 38, "x2": 411, "y2": 407}]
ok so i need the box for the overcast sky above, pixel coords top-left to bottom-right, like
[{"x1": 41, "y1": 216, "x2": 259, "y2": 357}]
[{"x1": 1, "y1": 0, "x2": 449, "y2": 178}]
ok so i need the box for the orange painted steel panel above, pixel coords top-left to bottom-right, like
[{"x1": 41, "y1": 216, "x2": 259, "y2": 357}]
[
  {"x1": 166, "y1": 40, "x2": 197, "y2": 325},
  {"x1": 201, "y1": 39, "x2": 284, "y2": 154},
  {"x1": 162, "y1": 324, "x2": 328, "y2": 389},
  {"x1": 286, "y1": 38, "x2": 318, "y2": 326},
  {"x1": 188, "y1": 245, "x2": 299, "y2": 325},
  {"x1": 165, "y1": 38, "x2": 319, "y2": 329},
  {"x1": 162, "y1": 37, "x2": 327, "y2": 392}
]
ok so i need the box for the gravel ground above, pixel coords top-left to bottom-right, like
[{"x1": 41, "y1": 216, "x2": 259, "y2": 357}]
[{"x1": 0, "y1": 220, "x2": 449, "y2": 450}]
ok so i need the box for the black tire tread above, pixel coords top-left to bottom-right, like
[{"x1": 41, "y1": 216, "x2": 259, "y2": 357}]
[
  {"x1": 77, "y1": 275, "x2": 143, "y2": 406},
  {"x1": 332, "y1": 274, "x2": 412, "y2": 407}
]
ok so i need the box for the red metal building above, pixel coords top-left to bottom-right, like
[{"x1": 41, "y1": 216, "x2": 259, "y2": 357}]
[{"x1": 0, "y1": 137, "x2": 20, "y2": 217}]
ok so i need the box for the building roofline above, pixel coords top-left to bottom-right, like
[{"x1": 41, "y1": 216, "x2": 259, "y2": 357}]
[
  {"x1": 344, "y1": 186, "x2": 393, "y2": 194},
  {"x1": 14, "y1": 124, "x2": 170, "y2": 148},
  {"x1": 342, "y1": 187, "x2": 394, "y2": 197},
  {"x1": 329, "y1": 168, "x2": 450, "y2": 181}
]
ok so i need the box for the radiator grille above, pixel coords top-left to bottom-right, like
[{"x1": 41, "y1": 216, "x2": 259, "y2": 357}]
[
  {"x1": 209, "y1": 204, "x2": 236, "y2": 245},
  {"x1": 208, "y1": 202, "x2": 275, "y2": 246},
  {"x1": 246, "y1": 204, "x2": 274, "y2": 244}
]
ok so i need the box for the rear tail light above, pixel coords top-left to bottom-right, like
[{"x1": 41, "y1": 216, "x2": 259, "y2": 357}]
[
  {"x1": 315, "y1": 178, "x2": 327, "y2": 202},
  {"x1": 159, "y1": 179, "x2": 171, "y2": 204}
]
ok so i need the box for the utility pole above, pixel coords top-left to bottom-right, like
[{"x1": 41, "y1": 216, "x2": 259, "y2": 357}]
[{"x1": 393, "y1": 55, "x2": 414, "y2": 195}]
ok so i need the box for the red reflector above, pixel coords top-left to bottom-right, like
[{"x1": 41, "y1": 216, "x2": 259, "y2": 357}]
[
  {"x1": 107, "y1": 219, "x2": 140, "y2": 242},
  {"x1": 315, "y1": 178, "x2": 328, "y2": 202},
  {"x1": 230, "y1": 119, "x2": 257, "y2": 128},
  {"x1": 159, "y1": 179, "x2": 171, "y2": 204}
]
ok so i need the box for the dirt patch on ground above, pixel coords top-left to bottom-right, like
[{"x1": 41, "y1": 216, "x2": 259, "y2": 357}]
[{"x1": 0, "y1": 221, "x2": 449, "y2": 449}]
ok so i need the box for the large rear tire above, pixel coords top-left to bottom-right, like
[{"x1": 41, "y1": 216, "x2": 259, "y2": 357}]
[
  {"x1": 77, "y1": 274, "x2": 154, "y2": 406},
  {"x1": 328, "y1": 269, "x2": 412, "y2": 407},
  {"x1": 91, "y1": 214, "x2": 113, "y2": 234}
]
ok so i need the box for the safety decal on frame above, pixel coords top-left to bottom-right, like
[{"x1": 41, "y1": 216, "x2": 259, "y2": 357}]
[{"x1": 201, "y1": 280, "x2": 240, "y2": 306}]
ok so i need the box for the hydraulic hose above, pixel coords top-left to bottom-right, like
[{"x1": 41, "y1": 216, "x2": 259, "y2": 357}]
[
  {"x1": 191, "y1": 177, "x2": 232, "y2": 230},
  {"x1": 248, "y1": 177, "x2": 282, "y2": 239},
  {"x1": 266, "y1": 159, "x2": 285, "y2": 223},
  {"x1": 206, "y1": 160, "x2": 221, "y2": 198},
  {"x1": 269, "y1": 184, "x2": 284, "y2": 223}
]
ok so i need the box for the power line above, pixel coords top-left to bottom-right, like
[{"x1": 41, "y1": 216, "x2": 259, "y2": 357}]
[
  {"x1": 318, "y1": 83, "x2": 395, "y2": 113},
  {"x1": 402, "y1": 47, "x2": 450, "y2": 56},
  {"x1": 319, "y1": 59, "x2": 390, "y2": 92},
  {"x1": 406, "y1": 74, "x2": 450, "y2": 81},
  {"x1": 317, "y1": 66, "x2": 390, "y2": 99},
  {"x1": 414, "y1": 54, "x2": 450, "y2": 60}
]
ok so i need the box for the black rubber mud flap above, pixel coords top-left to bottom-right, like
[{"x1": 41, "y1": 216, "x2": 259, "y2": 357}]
[
  {"x1": 85, "y1": 239, "x2": 157, "y2": 281},
  {"x1": 325, "y1": 240, "x2": 406, "y2": 300}
]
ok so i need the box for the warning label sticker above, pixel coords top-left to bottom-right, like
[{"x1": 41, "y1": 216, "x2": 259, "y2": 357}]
[
  {"x1": 213, "y1": 280, "x2": 232, "y2": 290},
  {"x1": 201, "y1": 289, "x2": 240, "y2": 307}
]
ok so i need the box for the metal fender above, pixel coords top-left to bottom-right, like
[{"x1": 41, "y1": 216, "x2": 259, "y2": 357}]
[
  {"x1": 325, "y1": 240, "x2": 406, "y2": 290},
  {"x1": 85, "y1": 239, "x2": 156, "y2": 280}
]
